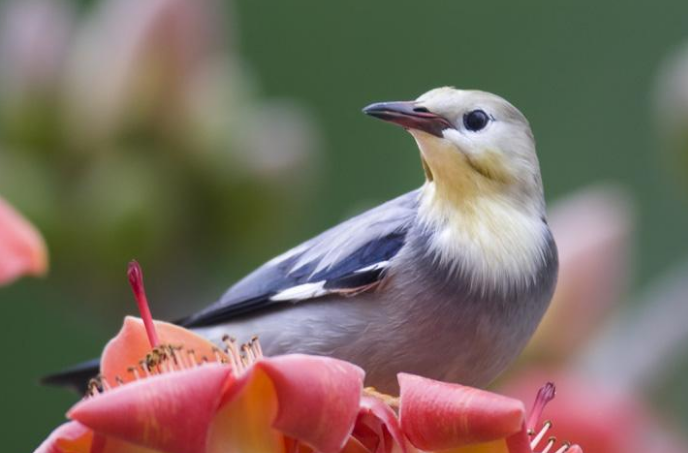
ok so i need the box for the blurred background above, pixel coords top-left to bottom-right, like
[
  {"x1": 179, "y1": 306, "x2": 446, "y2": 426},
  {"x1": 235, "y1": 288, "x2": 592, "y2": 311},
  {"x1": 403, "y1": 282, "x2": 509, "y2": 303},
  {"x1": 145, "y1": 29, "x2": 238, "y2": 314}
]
[{"x1": 1, "y1": 0, "x2": 687, "y2": 451}]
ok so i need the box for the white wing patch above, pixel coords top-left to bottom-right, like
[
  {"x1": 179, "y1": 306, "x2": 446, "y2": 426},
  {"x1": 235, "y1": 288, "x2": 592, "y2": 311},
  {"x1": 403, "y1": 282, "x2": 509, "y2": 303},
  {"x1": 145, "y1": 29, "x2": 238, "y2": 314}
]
[
  {"x1": 353, "y1": 261, "x2": 390, "y2": 273},
  {"x1": 269, "y1": 281, "x2": 328, "y2": 301},
  {"x1": 269, "y1": 260, "x2": 390, "y2": 302}
]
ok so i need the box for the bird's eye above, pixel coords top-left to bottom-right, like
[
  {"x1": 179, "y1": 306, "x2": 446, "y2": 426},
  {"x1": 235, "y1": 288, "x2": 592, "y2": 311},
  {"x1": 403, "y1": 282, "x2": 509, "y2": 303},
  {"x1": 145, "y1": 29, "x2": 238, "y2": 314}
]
[{"x1": 463, "y1": 109, "x2": 490, "y2": 132}]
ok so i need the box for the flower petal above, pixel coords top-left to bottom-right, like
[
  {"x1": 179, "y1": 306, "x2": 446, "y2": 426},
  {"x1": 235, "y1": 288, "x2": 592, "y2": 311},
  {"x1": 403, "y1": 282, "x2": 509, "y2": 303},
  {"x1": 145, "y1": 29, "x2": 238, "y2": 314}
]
[
  {"x1": 0, "y1": 195, "x2": 47, "y2": 286},
  {"x1": 209, "y1": 354, "x2": 364, "y2": 453},
  {"x1": 69, "y1": 364, "x2": 231, "y2": 453},
  {"x1": 504, "y1": 425, "x2": 532, "y2": 453},
  {"x1": 207, "y1": 366, "x2": 285, "y2": 453},
  {"x1": 34, "y1": 421, "x2": 93, "y2": 453},
  {"x1": 439, "y1": 440, "x2": 510, "y2": 453},
  {"x1": 101, "y1": 316, "x2": 222, "y2": 385},
  {"x1": 92, "y1": 435, "x2": 164, "y2": 453},
  {"x1": 354, "y1": 396, "x2": 407, "y2": 453},
  {"x1": 259, "y1": 355, "x2": 364, "y2": 453},
  {"x1": 398, "y1": 374, "x2": 525, "y2": 451},
  {"x1": 340, "y1": 437, "x2": 375, "y2": 453}
]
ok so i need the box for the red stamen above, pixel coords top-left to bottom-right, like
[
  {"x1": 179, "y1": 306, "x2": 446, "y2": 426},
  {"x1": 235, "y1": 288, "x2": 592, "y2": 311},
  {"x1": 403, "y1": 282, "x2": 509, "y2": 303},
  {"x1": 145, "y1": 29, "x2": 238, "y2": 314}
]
[
  {"x1": 127, "y1": 260, "x2": 160, "y2": 348},
  {"x1": 527, "y1": 382, "x2": 556, "y2": 431}
]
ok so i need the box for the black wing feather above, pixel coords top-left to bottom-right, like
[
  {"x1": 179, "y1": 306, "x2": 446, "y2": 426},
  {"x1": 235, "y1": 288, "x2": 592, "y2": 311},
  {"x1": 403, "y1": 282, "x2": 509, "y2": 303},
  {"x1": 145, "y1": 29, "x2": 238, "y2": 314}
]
[
  {"x1": 181, "y1": 228, "x2": 408, "y2": 327},
  {"x1": 182, "y1": 191, "x2": 418, "y2": 328}
]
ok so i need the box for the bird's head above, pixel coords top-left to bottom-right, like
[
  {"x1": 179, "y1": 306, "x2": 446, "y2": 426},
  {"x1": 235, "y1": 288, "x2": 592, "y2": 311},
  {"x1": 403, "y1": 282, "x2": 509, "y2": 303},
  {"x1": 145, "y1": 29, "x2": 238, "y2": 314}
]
[{"x1": 364, "y1": 87, "x2": 544, "y2": 215}]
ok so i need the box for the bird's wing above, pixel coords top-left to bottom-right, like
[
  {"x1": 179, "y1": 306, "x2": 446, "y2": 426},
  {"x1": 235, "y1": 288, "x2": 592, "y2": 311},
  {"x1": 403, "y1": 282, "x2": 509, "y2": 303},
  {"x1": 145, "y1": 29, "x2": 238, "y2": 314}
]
[{"x1": 181, "y1": 190, "x2": 420, "y2": 328}]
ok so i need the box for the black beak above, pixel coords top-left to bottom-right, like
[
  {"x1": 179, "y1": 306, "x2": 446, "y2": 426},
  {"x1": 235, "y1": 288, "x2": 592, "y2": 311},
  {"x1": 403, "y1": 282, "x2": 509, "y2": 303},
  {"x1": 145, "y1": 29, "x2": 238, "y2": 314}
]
[{"x1": 362, "y1": 101, "x2": 453, "y2": 138}]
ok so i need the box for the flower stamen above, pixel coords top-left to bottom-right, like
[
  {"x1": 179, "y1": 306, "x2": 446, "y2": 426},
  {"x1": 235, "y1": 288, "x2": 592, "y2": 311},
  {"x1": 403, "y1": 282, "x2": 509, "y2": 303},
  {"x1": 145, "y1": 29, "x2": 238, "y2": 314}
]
[
  {"x1": 87, "y1": 378, "x2": 102, "y2": 397},
  {"x1": 100, "y1": 375, "x2": 112, "y2": 391},
  {"x1": 127, "y1": 366, "x2": 140, "y2": 380},
  {"x1": 530, "y1": 421, "x2": 552, "y2": 450},
  {"x1": 553, "y1": 442, "x2": 571, "y2": 453},
  {"x1": 223, "y1": 334, "x2": 242, "y2": 371},
  {"x1": 188, "y1": 349, "x2": 198, "y2": 367},
  {"x1": 540, "y1": 437, "x2": 556, "y2": 453},
  {"x1": 213, "y1": 347, "x2": 226, "y2": 364},
  {"x1": 140, "y1": 360, "x2": 151, "y2": 377},
  {"x1": 251, "y1": 335, "x2": 263, "y2": 358},
  {"x1": 242, "y1": 343, "x2": 254, "y2": 363}
]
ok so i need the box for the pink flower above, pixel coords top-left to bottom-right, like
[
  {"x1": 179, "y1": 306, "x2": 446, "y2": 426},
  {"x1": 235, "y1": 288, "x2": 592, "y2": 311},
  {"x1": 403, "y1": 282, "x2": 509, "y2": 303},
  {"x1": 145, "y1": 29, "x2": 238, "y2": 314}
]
[
  {"x1": 36, "y1": 263, "x2": 582, "y2": 453},
  {"x1": 501, "y1": 185, "x2": 688, "y2": 453},
  {"x1": 504, "y1": 371, "x2": 687, "y2": 453},
  {"x1": 37, "y1": 316, "x2": 366, "y2": 453},
  {"x1": 0, "y1": 0, "x2": 74, "y2": 100},
  {"x1": 63, "y1": 0, "x2": 219, "y2": 142},
  {"x1": 399, "y1": 377, "x2": 581, "y2": 453},
  {"x1": 0, "y1": 195, "x2": 48, "y2": 286},
  {"x1": 524, "y1": 185, "x2": 633, "y2": 364}
]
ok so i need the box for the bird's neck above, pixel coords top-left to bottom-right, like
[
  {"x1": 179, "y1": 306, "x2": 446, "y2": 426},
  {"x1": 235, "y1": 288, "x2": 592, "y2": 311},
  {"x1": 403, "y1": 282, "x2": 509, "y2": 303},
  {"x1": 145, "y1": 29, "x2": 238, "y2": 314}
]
[{"x1": 417, "y1": 181, "x2": 552, "y2": 293}]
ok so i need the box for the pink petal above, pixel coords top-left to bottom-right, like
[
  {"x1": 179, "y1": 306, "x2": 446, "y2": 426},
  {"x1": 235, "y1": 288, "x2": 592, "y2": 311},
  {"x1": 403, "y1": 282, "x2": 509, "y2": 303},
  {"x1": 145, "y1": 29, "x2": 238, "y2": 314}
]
[
  {"x1": 34, "y1": 421, "x2": 93, "y2": 453},
  {"x1": 0, "y1": 196, "x2": 47, "y2": 286},
  {"x1": 206, "y1": 366, "x2": 286, "y2": 453},
  {"x1": 258, "y1": 354, "x2": 364, "y2": 453},
  {"x1": 69, "y1": 364, "x2": 231, "y2": 453},
  {"x1": 340, "y1": 437, "x2": 375, "y2": 453},
  {"x1": 64, "y1": 0, "x2": 217, "y2": 139},
  {"x1": 101, "y1": 316, "x2": 224, "y2": 385},
  {"x1": 399, "y1": 373, "x2": 525, "y2": 451},
  {"x1": 92, "y1": 435, "x2": 163, "y2": 453},
  {"x1": 355, "y1": 396, "x2": 407, "y2": 453},
  {"x1": 504, "y1": 424, "x2": 533, "y2": 453},
  {"x1": 208, "y1": 354, "x2": 364, "y2": 453}
]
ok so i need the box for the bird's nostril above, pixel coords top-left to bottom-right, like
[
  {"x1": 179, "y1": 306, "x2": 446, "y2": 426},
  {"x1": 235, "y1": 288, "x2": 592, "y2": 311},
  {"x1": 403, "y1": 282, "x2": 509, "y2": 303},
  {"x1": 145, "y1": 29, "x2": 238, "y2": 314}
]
[{"x1": 413, "y1": 106, "x2": 430, "y2": 113}]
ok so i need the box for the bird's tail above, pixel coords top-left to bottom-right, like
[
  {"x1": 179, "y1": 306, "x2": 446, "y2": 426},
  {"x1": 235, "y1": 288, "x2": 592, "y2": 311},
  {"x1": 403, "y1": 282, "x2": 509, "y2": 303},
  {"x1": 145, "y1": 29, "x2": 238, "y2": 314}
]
[{"x1": 41, "y1": 358, "x2": 100, "y2": 394}]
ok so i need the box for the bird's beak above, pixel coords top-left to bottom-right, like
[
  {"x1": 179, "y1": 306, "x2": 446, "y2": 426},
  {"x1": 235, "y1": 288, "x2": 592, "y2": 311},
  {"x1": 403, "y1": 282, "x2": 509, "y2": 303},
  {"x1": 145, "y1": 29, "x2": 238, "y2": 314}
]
[{"x1": 363, "y1": 101, "x2": 453, "y2": 138}]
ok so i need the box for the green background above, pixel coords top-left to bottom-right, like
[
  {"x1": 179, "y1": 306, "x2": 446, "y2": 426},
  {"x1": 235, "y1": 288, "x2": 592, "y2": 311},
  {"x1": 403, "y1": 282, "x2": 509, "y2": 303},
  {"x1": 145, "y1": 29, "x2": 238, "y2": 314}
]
[{"x1": 3, "y1": 1, "x2": 688, "y2": 450}]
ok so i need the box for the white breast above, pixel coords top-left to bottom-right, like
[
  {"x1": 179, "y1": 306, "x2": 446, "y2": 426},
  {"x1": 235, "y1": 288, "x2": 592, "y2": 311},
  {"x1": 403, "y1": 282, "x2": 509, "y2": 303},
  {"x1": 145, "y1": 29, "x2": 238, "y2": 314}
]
[{"x1": 417, "y1": 182, "x2": 551, "y2": 295}]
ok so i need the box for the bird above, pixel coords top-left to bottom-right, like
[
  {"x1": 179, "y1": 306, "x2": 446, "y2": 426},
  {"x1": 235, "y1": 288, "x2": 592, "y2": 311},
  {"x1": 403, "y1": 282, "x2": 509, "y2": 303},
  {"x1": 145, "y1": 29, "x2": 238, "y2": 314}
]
[{"x1": 44, "y1": 87, "x2": 558, "y2": 394}]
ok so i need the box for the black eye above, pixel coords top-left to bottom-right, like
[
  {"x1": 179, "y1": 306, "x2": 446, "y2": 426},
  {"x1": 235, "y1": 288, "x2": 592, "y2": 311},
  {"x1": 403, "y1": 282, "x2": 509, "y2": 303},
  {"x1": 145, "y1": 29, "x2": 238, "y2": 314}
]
[{"x1": 463, "y1": 109, "x2": 490, "y2": 132}]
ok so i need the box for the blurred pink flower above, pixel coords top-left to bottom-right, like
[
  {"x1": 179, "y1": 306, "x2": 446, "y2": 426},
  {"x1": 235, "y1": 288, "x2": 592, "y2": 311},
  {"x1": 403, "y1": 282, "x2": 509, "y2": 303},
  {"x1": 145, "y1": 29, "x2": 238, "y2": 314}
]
[
  {"x1": 504, "y1": 370, "x2": 687, "y2": 453},
  {"x1": 523, "y1": 185, "x2": 633, "y2": 364},
  {"x1": 63, "y1": 0, "x2": 219, "y2": 143},
  {"x1": 60, "y1": 0, "x2": 318, "y2": 179},
  {"x1": 0, "y1": 0, "x2": 74, "y2": 100},
  {"x1": 500, "y1": 184, "x2": 688, "y2": 453},
  {"x1": 0, "y1": 195, "x2": 47, "y2": 286}
]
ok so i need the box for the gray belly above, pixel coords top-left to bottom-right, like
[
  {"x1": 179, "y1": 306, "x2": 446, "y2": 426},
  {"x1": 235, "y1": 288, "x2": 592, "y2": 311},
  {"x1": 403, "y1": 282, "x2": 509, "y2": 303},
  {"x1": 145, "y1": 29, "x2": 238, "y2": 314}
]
[{"x1": 193, "y1": 271, "x2": 553, "y2": 393}]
